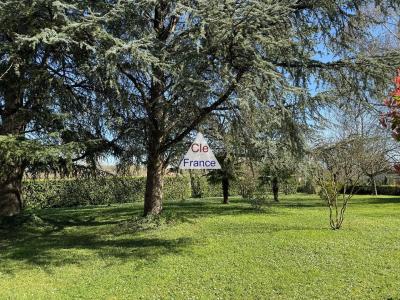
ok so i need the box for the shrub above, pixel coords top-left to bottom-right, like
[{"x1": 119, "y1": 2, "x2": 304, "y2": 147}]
[
  {"x1": 23, "y1": 176, "x2": 191, "y2": 209},
  {"x1": 164, "y1": 176, "x2": 192, "y2": 201},
  {"x1": 282, "y1": 178, "x2": 298, "y2": 195},
  {"x1": 297, "y1": 179, "x2": 318, "y2": 194},
  {"x1": 341, "y1": 185, "x2": 400, "y2": 196},
  {"x1": 237, "y1": 175, "x2": 258, "y2": 199},
  {"x1": 378, "y1": 185, "x2": 400, "y2": 195},
  {"x1": 249, "y1": 191, "x2": 269, "y2": 211},
  {"x1": 188, "y1": 173, "x2": 241, "y2": 198},
  {"x1": 189, "y1": 174, "x2": 204, "y2": 198}
]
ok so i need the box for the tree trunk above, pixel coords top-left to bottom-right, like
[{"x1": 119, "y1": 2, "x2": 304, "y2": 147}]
[
  {"x1": 272, "y1": 176, "x2": 279, "y2": 202},
  {"x1": 0, "y1": 167, "x2": 24, "y2": 217},
  {"x1": 143, "y1": 125, "x2": 166, "y2": 216},
  {"x1": 143, "y1": 161, "x2": 164, "y2": 216},
  {"x1": 0, "y1": 71, "x2": 25, "y2": 217},
  {"x1": 222, "y1": 176, "x2": 229, "y2": 204},
  {"x1": 372, "y1": 176, "x2": 378, "y2": 196},
  {"x1": 143, "y1": 44, "x2": 167, "y2": 216}
]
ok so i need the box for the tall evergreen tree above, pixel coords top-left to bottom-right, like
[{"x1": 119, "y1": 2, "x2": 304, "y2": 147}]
[
  {"x1": 0, "y1": 1, "x2": 111, "y2": 216},
  {"x1": 3, "y1": 1, "x2": 400, "y2": 217},
  {"x1": 84, "y1": 0, "x2": 400, "y2": 216}
]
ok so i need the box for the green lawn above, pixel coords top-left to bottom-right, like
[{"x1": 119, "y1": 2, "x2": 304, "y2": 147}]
[{"x1": 1, "y1": 194, "x2": 400, "y2": 299}]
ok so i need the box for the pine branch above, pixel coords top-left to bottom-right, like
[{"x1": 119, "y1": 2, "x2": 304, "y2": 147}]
[
  {"x1": 160, "y1": 69, "x2": 246, "y2": 152},
  {"x1": 117, "y1": 64, "x2": 148, "y2": 101},
  {"x1": 292, "y1": 1, "x2": 319, "y2": 10}
]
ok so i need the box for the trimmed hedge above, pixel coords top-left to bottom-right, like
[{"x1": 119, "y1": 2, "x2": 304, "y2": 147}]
[
  {"x1": 23, "y1": 176, "x2": 191, "y2": 209},
  {"x1": 189, "y1": 173, "x2": 297, "y2": 198},
  {"x1": 22, "y1": 172, "x2": 259, "y2": 210},
  {"x1": 345, "y1": 185, "x2": 400, "y2": 196}
]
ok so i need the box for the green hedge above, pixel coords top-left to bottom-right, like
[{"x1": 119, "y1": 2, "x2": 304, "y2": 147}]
[
  {"x1": 22, "y1": 173, "x2": 249, "y2": 210},
  {"x1": 345, "y1": 185, "x2": 400, "y2": 196},
  {"x1": 23, "y1": 176, "x2": 191, "y2": 209}
]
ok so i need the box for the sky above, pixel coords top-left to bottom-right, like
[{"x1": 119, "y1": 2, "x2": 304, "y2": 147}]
[{"x1": 99, "y1": 7, "x2": 400, "y2": 167}]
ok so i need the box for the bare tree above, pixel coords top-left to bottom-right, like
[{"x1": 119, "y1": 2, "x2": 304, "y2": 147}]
[
  {"x1": 312, "y1": 138, "x2": 364, "y2": 230},
  {"x1": 323, "y1": 104, "x2": 398, "y2": 196},
  {"x1": 358, "y1": 137, "x2": 393, "y2": 195}
]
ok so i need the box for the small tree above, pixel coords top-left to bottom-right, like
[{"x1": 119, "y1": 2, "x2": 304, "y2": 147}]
[
  {"x1": 333, "y1": 103, "x2": 394, "y2": 196},
  {"x1": 206, "y1": 153, "x2": 237, "y2": 204},
  {"x1": 358, "y1": 136, "x2": 392, "y2": 196},
  {"x1": 237, "y1": 169, "x2": 257, "y2": 200},
  {"x1": 312, "y1": 138, "x2": 363, "y2": 230},
  {"x1": 260, "y1": 152, "x2": 298, "y2": 202}
]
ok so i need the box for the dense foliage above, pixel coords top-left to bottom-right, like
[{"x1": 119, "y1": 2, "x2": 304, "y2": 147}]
[
  {"x1": 22, "y1": 174, "x2": 254, "y2": 208},
  {"x1": 341, "y1": 185, "x2": 400, "y2": 196},
  {"x1": 0, "y1": 0, "x2": 113, "y2": 216},
  {"x1": 2, "y1": 0, "x2": 400, "y2": 217},
  {"x1": 381, "y1": 69, "x2": 400, "y2": 140},
  {"x1": 70, "y1": 0, "x2": 400, "y2": 215},
  {"x1": 190, "y1": 173, "x2": 241, "y2": 198},
  {"x1": 23, "y1": 176, "x2": 191, "y2": 208}
]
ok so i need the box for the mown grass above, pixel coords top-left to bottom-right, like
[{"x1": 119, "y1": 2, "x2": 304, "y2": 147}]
[{"x1": 1, "y1": 194, "x2": 399, "y2": 299}]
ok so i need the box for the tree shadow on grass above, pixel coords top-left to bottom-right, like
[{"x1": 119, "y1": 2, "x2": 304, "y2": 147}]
[
  {"x1": 0, "y1": 197, "x2": 295, "y2": 274},
  {"x1": 165, "y1": 198, "x2": 283, "y2": 217},
  {"x1": 0, "y1": 223, "x2": 193, "y2": 274},
  {"x1": 276, "y1": 201, "x2": 326, "y2": 208},
  {"x1": 262, "y1": 194, "x2": 400, "y2": 208},
  {"x1": 0, "y1": 206, "x2": 194, "y2": 274},
  {"x1": 0, "y1": 199, "x2": 261, "y2": 273},
  {"x1": 39, "y1": 205, "x2": 143, "y2": 224},
  {"x1": 229, "y1": 197, "x2": 327, "y2": 209}
]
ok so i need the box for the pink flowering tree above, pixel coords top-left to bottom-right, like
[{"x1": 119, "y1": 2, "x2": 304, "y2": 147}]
[{"x1": 381, "y1": 69, "x2": 400, "y2": 139}]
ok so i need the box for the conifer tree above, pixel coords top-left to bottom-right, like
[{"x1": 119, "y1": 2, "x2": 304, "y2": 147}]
[
  {"x1": 85, "y1": 0, "x2": 400, "y2": 215},
  {"x1": 2, "y1": 0, "x2": 400, "y2": 217},
  {"x1": 0, "y1": 1, "x2": 109, "y2": 216}
]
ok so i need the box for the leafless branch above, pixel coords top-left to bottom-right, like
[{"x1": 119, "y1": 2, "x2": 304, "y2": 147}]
[{"x1": 0, "y1": 63, "x2": 13, "y2": 80}]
